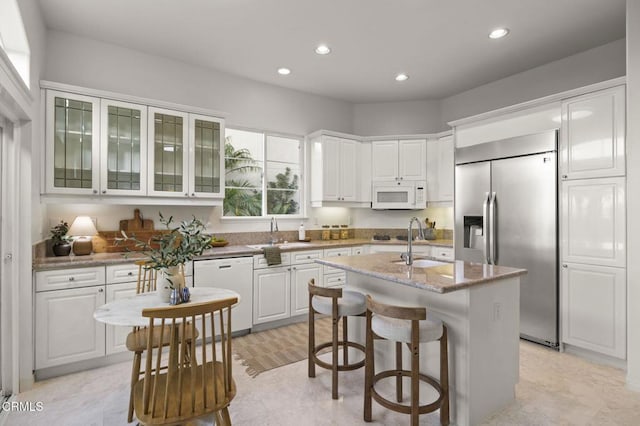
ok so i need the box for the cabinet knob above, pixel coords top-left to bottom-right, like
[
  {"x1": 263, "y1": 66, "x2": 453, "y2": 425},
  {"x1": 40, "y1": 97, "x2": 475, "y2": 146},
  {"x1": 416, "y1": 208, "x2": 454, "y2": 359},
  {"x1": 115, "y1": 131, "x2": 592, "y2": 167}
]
[
  {"x1": 562, "y1": 175, "x2": 568, "y2": 179},
  {"x1": 292, "y1": 266, "x2": 296, "y2": 270},
  {"x1": 102, "y1": 190, "x2": 107, "y2": 194},
  {"x1": 93, "y1": 189, "x2": 98, "y2": 194},
  {"x1": 127, "y1": 272, "x2": 133, "y2": 276},
  {"x1": 400, "y1": 177, "x2": 403, "y2": 180},
  {"x1": 191, "y1": 193, "x2": 195, "y2": 197},
  {"x1": 562, "y1": 264, "x2": 568, "y2": 268},
  {"x1": 185, "y1": 193, "x2": 189, "y2": 196},
  {"x1": 397, "y1": 182, "x2": 401, "y2": 185},
  {"x1": 287, "y1": 268, "x2": 291, "y2": 271},
  {"x1": 68, "y1": 277, "x2": 75, "y2": 281},
  {"x1": 307, "y1": 256, "x2": 311, "y2": 259},
  {"x1": 98, "y1": 288, "x2": 104, "y2": 293}
]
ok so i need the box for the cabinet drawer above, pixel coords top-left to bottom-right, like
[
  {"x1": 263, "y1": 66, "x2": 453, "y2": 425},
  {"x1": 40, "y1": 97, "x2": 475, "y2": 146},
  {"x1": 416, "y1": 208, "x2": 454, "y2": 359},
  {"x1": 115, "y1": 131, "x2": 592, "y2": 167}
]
[
  {"x1": 351, "y1": 246, "x2": 365, "y2": 255},
  {"x1": 323, "y1": 272, "x2": 346, "y2": 288},
  {"x1": 36, "y1": 266, "x2": 105, "y2": 292},
  {"x1": 323, "y1": 247, "x2": 351, "y2": 274},
  {"x1": 291, "y1": 250, "x2": 322, "y2": 265},
  {"x1": 253, "y1": 253, "x2": 291, "y2": 269},
  {"x1": 106, "y1": 263, "x2": 140, "y2": 284},
  {"x1": 431, "y1": 247, "x2": 454, "y2": 261}
]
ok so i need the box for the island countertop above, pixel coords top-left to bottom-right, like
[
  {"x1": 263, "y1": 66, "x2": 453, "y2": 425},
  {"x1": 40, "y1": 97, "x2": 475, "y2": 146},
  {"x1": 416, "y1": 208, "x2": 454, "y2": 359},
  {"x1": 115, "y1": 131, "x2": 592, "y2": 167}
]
[{"x1": 316, "y1": 252, "x2": 526, "y2": 293}]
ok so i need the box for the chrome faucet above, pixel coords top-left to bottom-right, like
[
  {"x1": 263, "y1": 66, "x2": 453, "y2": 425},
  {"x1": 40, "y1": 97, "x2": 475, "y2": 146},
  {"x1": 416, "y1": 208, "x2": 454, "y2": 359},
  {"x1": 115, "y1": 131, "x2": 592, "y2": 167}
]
[
  {"x1": 401, "y1": 217, "x2": 425, "y2": 265},
  {"x1": 269, "y1": 217, "x2": 279, "y2": 245}
]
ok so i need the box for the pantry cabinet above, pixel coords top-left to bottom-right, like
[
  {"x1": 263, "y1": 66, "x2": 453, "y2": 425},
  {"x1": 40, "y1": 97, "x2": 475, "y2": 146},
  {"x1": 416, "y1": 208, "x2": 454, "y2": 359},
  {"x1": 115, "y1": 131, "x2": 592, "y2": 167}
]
[
  {"x1": 561, "y1": 263, "x2": 626, "y2": 359},
  {"x1": 560, "y1": 177, "x2": 626, "y2": 268},
  {"x1": 372, "y1": 139, "x2": 426, "y2": 182},
  {"x1": 560, "y1": 85, "x2": 625, "y2": 180}
]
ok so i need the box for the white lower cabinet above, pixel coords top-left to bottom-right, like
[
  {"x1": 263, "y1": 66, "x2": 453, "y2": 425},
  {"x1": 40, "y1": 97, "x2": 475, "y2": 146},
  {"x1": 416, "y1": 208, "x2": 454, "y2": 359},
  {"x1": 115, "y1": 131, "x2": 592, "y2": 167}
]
[
  {"x1": 105, "y1": 282, "x2": 138, "y2": 355},
  {"x1": 291, "y1": 263, "x2": 322, "y2": 316},
  {"x1": 35, "y1": 285, "x2": 106, "y2": 369},
  {"x1": 253, "y1": 266, "x2": 291, "y2": 325},
  {"x1": 561, "y1": 262, "x2": 626, "y2": 359}
]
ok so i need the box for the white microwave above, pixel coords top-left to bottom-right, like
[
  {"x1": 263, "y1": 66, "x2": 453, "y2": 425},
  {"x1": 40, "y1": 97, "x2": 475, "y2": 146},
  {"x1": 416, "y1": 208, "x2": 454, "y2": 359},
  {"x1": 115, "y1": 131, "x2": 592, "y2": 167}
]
[{"x1": 372, "y1": 181, "x2": 426, "y2": 210}]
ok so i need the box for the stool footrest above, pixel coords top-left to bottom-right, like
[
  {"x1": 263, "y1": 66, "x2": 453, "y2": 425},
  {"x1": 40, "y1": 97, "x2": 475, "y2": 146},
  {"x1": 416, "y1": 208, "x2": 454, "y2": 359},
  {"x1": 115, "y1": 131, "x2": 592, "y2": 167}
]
[
  {"x1": 312, "y1": 340, "x2": 365, "y2": 371},
  {"x1": 371, "y1": 369, "x2": 444, "y2": 415}
]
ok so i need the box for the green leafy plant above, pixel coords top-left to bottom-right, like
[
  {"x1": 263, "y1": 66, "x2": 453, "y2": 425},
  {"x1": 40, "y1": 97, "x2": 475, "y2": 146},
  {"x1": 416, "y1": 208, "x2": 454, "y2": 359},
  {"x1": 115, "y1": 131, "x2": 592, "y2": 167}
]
[
  {"x1": 267, "y1": 166, "x2": 299, "y2": 214},
  {"x1": 49, "y1": 220, "x2": 72, "y2": 245},
  {"x1": 224, "y1": 139, "x2": 263, "y2": 216},
  {"x1": 118, "y1": 213, "x2": 212, "y2": 270}
]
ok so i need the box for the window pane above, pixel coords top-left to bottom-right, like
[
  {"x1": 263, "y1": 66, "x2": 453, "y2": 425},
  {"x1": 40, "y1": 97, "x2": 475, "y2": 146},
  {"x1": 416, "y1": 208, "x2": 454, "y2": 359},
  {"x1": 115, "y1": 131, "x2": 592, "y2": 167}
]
[
  {"x1": 266, "y1": 135, "x2": 299, "y2": 163},
  {"x1": 224, "y1": 188, "x2": 262, "y2": 216},
  {"x1": 267, "y1": 189, "x2": 300, "y2": 215},
  {"x1": 224, "y1": 128, "x2": 264, "y2": 216}
]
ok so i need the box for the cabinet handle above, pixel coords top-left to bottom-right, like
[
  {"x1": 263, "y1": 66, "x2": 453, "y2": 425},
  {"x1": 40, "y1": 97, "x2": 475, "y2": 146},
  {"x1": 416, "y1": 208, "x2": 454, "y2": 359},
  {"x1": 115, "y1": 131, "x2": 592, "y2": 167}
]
[
  {"x1": 562, "y1": 264, "x2": 568, "y2": 268},
  {"x1": 337, "y1": 278, "x2": 342, "y2": 281},
  {"x1": 287, "y1": 268, "x2": 291, "y2": 271},
  {"x1": 562, "y1": 175, "x2": 568, "y2": 179},
  {"x1": 92, "y1": 189, "x2": 98, "y2": 194},
  {"x1": 98, "y1": 288, "x2": 104, "y2": 293},
  {"x1": 292, "y1": 266, "x2": 296, "y2": 270},
  {"x1": 307, "y1": 256, "x2": 311, "y2": 259},
  {"x1": 102, "y1": 190, "x2": 107, "y2": 194},
  {"x1": 68, "y1": 277, "x2": 75, "y2": 281},
  {"x1": 127, "y1": 272, "x2": 133, "y2": 276}
]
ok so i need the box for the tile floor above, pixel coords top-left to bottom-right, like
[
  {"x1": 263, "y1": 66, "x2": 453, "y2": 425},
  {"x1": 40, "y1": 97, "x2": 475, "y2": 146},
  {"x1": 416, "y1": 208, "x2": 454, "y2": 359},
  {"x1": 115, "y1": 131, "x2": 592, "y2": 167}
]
[{"x1": 4, "y1": 341, "x2": 640, "y2": 425}]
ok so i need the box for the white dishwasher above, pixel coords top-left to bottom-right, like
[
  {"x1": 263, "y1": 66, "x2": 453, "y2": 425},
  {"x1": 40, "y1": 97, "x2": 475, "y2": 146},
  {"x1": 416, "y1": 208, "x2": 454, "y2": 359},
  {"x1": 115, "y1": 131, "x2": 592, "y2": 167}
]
[{"x1": 193, "y1": 257, "x2": 253, "y2": 333}]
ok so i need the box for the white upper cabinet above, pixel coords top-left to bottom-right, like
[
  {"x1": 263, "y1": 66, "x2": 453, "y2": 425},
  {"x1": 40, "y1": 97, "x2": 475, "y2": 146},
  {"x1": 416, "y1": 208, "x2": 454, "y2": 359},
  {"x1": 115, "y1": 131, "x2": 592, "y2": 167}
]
[
  {"x1": 147, "y1": 107, "x2": 190, "y2": 197},
  {"x1": 310, "y1": 134, "x2": 366, "y2": 205},
  {"x1": 560, "y1": 85, "x2": 625, "y2": 180},
  {"x1": 372, "y1": 139, "x2": 426, "y2": 181},
  {"x1": 426, "y1": 135, "x2": 454, "y2": 202},
  {"x1": 44, "y1": 86, "x2": 224, "y2": 202},
  {"x1": 100, "y1": 99, "x2": 147, "y2": 196},
  {"x1": 45, "y1": 90, "x2": 101, "y2": 195},
  {"x1": 561, "y1": 177, "x2": 626, "y2": 268}
]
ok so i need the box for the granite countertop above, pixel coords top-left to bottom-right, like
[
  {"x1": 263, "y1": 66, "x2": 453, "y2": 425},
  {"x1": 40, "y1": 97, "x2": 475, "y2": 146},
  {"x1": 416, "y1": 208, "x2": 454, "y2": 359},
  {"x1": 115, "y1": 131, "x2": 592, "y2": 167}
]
[
  {"x1": 33, "y1": 238, "x2": 453, "y2": 271},
  {"x1": 315, "y1": 252, "x2": 526, "y2": 294}
]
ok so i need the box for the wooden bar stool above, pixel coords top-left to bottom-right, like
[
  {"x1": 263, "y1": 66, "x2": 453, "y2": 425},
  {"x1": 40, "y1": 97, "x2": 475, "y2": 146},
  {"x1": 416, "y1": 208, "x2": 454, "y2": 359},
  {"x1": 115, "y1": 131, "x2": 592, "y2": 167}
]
[
  {"x1": 364, "y1": 295, "x2": 450, "y2": 426},
  {"x1": 308, "y1": 278, "x2": 366, "y2": 399}
]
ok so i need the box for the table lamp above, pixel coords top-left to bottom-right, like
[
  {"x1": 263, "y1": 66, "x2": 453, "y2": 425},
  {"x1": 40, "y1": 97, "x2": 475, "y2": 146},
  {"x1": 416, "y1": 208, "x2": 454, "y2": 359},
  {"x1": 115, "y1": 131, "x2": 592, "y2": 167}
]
[{"x1": 68, "y1": 216, "x2": 98, "y2": 256}]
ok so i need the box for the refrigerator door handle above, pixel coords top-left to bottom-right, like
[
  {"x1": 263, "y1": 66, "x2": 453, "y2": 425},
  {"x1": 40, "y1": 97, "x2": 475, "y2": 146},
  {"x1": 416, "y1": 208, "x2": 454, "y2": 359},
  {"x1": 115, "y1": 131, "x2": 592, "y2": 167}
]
[
  {"x1": 483, "y1": 192, "x2": 491, "y2": 264},
  {"x1": 489, "y1": 192, "x2": 497, "y2": 264}
]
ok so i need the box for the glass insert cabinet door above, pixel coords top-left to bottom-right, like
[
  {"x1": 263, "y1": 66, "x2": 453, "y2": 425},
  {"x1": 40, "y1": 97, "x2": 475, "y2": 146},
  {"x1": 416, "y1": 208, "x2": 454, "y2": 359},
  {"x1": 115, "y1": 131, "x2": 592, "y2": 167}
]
[
  {"x1": 147, "y1": 107, "x2": 189, "y2": 197},
  {"x1": 45, "y1": 90, "x2": 101, "y2": 195},
  {"x1": 188, "y1": 113, "x2": 224, "y2": 198},
  {"x1": 100, "y1": 100, "x2": 147, "y2": 196}
]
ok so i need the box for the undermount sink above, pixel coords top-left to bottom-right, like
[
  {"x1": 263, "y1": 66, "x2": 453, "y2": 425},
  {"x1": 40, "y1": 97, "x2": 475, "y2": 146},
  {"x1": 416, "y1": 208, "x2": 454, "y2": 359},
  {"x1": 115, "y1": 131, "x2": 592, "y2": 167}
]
[
  {"x1": 394, "y1": 259, "x2": 448, "y2": 268},
  {"x1": 247, "y1": 242, "x2": 312, "y2": 250}
]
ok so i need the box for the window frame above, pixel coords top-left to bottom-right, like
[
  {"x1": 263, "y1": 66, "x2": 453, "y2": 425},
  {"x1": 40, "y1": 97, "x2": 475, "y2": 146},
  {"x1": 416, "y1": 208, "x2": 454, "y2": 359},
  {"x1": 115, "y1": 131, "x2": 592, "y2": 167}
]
[{"x1": 222, "y1": 126, "x2": 306, "y2": 220}]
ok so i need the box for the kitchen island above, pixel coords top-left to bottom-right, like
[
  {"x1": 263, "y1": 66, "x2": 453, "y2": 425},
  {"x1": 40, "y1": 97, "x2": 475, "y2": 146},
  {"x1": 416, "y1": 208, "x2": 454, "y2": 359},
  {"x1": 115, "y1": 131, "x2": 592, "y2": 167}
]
[{"x1": 316, "y1": 253, "x2": 526, "y2": 426}]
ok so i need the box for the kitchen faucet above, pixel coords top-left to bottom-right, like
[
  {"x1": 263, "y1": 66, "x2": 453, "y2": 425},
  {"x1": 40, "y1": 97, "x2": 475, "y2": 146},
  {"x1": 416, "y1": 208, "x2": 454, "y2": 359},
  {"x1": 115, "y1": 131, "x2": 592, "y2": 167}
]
[
  {"x1": 269, "y1": 216, "x2": 279, "y2": 245},
  {"x1": 401, "y1": 217, "x2": 425, "y2": 265}
]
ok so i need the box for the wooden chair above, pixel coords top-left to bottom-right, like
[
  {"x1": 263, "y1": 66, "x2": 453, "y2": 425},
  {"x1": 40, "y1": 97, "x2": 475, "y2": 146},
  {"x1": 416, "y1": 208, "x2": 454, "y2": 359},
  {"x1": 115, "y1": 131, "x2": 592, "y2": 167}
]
[
  {"x1": 126, "y1": 261, "x2": 197, "y2": 423},
  {"x1": 364, "y1": 295, "x2": 450, "y2": 426},
  {"x1": 308, "y1": 278, "x2": 366, "y2": 399},
  {"x1": 133, "y1": 297, "x2": 238, "y2": 426}
]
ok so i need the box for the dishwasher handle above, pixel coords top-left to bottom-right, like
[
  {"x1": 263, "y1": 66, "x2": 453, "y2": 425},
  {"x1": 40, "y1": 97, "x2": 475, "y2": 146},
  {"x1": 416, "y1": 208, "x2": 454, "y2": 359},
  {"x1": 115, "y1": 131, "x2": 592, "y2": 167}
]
[{"x1": 218, "y1": 265, "x2": 232, "y2": 269}]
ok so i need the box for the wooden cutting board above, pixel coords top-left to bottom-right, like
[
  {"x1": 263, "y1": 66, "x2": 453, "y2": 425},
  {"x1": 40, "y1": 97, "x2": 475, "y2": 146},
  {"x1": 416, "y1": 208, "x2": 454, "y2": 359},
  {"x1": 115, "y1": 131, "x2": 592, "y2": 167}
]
[{"x1": 119, "y1": 209, "x2": 154, "y2": 232}]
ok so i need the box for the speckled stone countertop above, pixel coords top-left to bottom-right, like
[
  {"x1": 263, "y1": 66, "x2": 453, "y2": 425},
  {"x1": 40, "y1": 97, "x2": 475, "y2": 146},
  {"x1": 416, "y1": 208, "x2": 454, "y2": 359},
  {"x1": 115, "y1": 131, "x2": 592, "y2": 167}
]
[
  {"x1": 316, "y1": 252, "x2": 526, "y2": 294},
  {"x1": 33, "y1": 239, "x2": 453, "y2": 271}
]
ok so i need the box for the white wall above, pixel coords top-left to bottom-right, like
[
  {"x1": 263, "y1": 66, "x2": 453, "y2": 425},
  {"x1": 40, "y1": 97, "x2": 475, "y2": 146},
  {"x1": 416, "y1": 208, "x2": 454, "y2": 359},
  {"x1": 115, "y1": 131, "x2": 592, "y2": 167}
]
[
  {"x1": 44, "y1": 31, "x2": 353, "y2": 137},
  {"x1": 442, "y1": 39, "x2": 626, "y2": 125},
  {"x1": 626, "y1": 0, "x2": 640, "y2": 392},
  {"x1": 353, "y1": 100, "x2": 442, "y2": 135}
]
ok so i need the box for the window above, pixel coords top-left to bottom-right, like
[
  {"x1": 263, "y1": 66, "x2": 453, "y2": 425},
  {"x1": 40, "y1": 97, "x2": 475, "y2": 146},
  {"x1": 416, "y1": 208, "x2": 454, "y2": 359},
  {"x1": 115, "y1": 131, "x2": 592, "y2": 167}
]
[
  {"x1": 224, "y1": 128, "x2": 302, "y2": 217},
  {"x1": 0, "y1": 0, "x2": 31, "y2": 88}
]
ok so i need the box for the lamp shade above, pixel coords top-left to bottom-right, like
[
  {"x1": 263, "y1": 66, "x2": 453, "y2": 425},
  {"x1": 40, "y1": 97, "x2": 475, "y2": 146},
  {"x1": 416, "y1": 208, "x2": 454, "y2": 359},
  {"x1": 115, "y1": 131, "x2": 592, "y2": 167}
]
[{"x1": 68, "y1": 216, "x2": 98, "y2": 237}]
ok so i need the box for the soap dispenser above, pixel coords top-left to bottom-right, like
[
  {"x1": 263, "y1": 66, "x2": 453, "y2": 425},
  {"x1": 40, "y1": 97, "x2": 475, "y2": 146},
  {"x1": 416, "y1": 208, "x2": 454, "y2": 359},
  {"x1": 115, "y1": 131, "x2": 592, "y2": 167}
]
[{"x1": 298, "y1": 222, "x2": 305, "y2": 241}]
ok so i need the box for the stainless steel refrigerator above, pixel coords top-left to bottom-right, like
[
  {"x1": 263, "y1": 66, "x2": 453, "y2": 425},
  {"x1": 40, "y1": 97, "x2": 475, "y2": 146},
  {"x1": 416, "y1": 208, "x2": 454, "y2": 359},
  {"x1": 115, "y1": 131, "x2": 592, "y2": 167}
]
[{"x1": 454, "y1": 130, "x2": 559, "y2": 348}]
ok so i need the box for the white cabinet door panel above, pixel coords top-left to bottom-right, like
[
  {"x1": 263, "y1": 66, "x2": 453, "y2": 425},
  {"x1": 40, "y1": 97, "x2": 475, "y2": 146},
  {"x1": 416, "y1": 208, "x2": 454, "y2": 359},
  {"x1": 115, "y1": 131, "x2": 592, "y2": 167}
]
[
  {"x1": 253, "y1": 267, "x2": 290, "y2": 324},
  {"x1": 371, "y1": 140, "x2": 399, "y2": 180},
  {"x1": 560, "y1": 85, "x2": 625, "y2": 179},
  {"x1": 291, "y1": 263, "x2": 322, "y2": 316},
  {"x1": 35, "y1": 286, "x2": 106, "y2": 368},
  {"x1": 322, "y1": 137, "x2": 341, "y2": 201},
  {"x1": 398, "y1": 139, "x2": 426, "y2": 181},
  {"x1": 561, "y1": 263, "x2": 626, "y2": 359},
  {"x1": 105, "y1": 282, "x2": 137, "y2": 355},
  {"x1": 340, "y1": 139, "x2": 358, "y2": 201},
  {"x1": 561, "y1": 178, "x2": 625, "y2": 267}
]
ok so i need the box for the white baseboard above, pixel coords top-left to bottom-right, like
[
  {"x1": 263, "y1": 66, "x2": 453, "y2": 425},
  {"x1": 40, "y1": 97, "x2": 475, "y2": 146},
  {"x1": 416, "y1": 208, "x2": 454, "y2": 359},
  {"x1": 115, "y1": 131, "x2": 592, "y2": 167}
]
[
  {"x1": 563, "y1": 344, "x2": 627, "y2": 370},
  {"x1": 626, "y1": 374, "x2": 640, "y2": 392}
]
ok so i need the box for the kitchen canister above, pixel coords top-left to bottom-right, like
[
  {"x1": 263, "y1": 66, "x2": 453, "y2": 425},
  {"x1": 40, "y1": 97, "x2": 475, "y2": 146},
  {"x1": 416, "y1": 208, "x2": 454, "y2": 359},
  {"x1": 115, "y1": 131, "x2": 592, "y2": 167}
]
[
  {"x1": 331, "y1": 225, "x2": 341, "y2": 240},
  {"x1": 321, "y1": 225, "x2": 331, "y2": 240},
  {"x1": 340, "y1": 225, "x2": 349, "y2": 239}
]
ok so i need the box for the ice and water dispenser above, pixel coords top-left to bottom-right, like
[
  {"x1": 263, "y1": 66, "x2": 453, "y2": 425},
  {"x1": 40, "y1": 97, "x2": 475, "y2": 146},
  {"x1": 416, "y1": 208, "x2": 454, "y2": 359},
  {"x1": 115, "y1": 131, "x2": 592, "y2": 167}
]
[{"x1": 463, "y1": 216, "x2": 484, "y2": 250}]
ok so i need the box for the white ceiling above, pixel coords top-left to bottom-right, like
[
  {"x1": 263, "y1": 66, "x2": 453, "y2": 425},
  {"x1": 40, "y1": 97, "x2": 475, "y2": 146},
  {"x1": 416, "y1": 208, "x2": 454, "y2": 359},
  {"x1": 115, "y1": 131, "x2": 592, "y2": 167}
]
[{"x1": 37, "y1": 0, "x2": 626, "y2": 103}]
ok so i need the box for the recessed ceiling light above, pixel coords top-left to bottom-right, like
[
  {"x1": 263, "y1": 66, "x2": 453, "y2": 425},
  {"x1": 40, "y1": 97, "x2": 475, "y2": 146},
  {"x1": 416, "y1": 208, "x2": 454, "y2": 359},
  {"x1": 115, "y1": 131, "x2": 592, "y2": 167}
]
[
  {"x1": 489, "y1": 28, "x2": 510, "y2": 39},
  {"x1": 315, "y1": 44, "x2": 331, "y2": 55},
  {"x1": 395, "y1": 73, "x2": 409, "y2": 82},
  {"x1": 277, "y1": 67, "x2": 291, "y2": 75}
]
